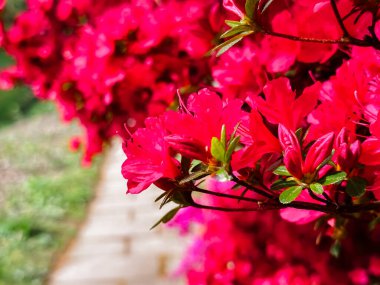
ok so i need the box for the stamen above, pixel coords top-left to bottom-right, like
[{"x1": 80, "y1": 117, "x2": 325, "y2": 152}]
[
  {"x1": 177, "y1": 89, "x2": 191, "y2": 115},
  {"x1": 123, "y1": 123, "x2": 134, "y2": 141}
]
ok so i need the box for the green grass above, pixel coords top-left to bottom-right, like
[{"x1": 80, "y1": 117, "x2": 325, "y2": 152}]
[
  {"x1": 0, "y1": 50, "x2": 50, "y2": 128},
  {"x1": 2, "y1": 0, "x2": 26, "y2": 28},
  {"x1": 0, "y1": 112, "x2": 103, "y2": 285},
  {"x1": 0, "y1": 0, "x2": 41, "y2": 128}
]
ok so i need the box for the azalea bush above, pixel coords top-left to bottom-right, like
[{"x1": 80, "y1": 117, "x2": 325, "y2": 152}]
[
  {"x1": 1, "y1": 0, "x2": 380, "y2": 284},
  {"x1": 0, "y1": 0, "x2": 224, "y2": 163},
  {"x1": 121, "y1": 0, "x2": 380, "y2": 284}
]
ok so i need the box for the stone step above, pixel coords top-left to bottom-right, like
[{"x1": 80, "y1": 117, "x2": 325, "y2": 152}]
[{"x1": 48, "y1": 142, "x2": 187, "y2": 285}]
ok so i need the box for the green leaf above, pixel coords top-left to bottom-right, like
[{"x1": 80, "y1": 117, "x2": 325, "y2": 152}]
[
  {"x1": 232, "y1": 183, "x2": 242, "y2": 190},
  {"x1": 216, "y1": 168, "x2": 230, "y2": 180},
  {"x1": 271, "y1": 179, "x2": 298, "y2": 190},
  {"x1": 212, "y1": 34, "x2": 247, "y2": 57},
  {"x1": 369, "y1": 216, "x2": 380, "y2": 231},
  {"x1": 190, "y1": 160, "x2": 204, "y2": 172},
  {"x1": 327, "y1": 160, "x2": 337, "y2": 168},
  {"x1": 318, "y1": 172, "x2": 347, "y2": 186},
  {"x1": 314, "y1": 215, "x2": 330, "y2": 231},
  {"x1": 155, "y1": 191, "x2": 169, "y2": 202},
  {"x1": 211, "y1": 137, "x2": 225, "y2": 162},
  {"x1": 179, "y1": 170, "x2": 210, "y2": 185},
  {"x1": 330, "y1": 240, "x2": 341, "y2": 258},
  {"x1": 220, "y1": 25, "x2": 251, "y2": 39},
  {"x1": 315, "y1": 150, "x2": 335, "y2": 172},
  {"x1": 225, "y1": 135, "x2": 240, "y2": 163},
  {"x1": 225, "y1": 20, "x2": 242, "y2": 28},
  {"x1": 310, "y1": 182, "x2": 324, "y2": 195},
  {"x1": 285, "y1": 69, "x2": 297, "y2": 77},
  {"x1": 228, "y1": 122, "x2": 241, "y2": 144},
  {"x1": 279, "y1": 186, "x2": 303, "y2": 204},
  {"x1": 245, "y1": 0, "x2": 258, "y2": 19},
  {"x1": 261, "y1": 0, "x2": 274, "y2": 13},
  {"x1": 62, "y1": 82, "x2": 73, "y2": 91},
  {"x1": 346, "y1": 177, "x2": 367, "y2": 198},
  {"x1": 220, "y1": 125, "x2": 227, "y2": 148},
  {"x1": 159, "y1": 190, "x2": 174, "y2": 209},
  {"x1": 150, "y1": 207, "x2": 181, "y2": 230},
  {"x1": 171, "y1": 191, "x2": 193, "y2": 206},
  {"x1": 238, "y1": 188, "x2": 250, "y2": 202},
  {"x1": 295, "y1": 128, "x2": 303, "y2": 141},
  {"x1": 273, "y1": 165, "x2": 292, "y2": 176}
]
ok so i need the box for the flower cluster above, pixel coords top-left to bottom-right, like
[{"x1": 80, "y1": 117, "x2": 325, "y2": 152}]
[
  {"x1": 0, "y1": 0, "x2": 224, "y2": 163},
  {"x1": 121, "y1": 0, "x2": 380, "y2": 283},
  {"x1": 122, "y1": 72, "x2": 380, "y2": 283},
  {"x1": 171, "y1": 192, "x2": 380, "y2": 285},
  {"x1": 2, "y1": 0, "x2": 380, "y2": 283},
  {"x1": 122, "y1": 67, "x2": 380, "y2": 216}
]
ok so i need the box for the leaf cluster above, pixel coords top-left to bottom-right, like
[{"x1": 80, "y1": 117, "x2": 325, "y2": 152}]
[
  {"x1": 210, "y1": 124, "x2": 241, "y2": 166},
  {"x1": 211, "y1": 0, "x2": 278, "y2": 56},
  {"x1": 274, "y1": 164, "x2": 366, "y2": 204}
]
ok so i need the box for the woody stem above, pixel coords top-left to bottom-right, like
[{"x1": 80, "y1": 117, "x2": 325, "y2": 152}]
[
  {"x1": 230, "y1": 172, "x2": 276, "y2": 199},
  {"x1": 190, "y1": 185, "x2": 261, "y2": 203}
]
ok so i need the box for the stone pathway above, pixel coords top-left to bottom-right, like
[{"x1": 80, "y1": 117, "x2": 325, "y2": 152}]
[{"x1": 48, "y1": 143, "x2": 189, "y2": 285}]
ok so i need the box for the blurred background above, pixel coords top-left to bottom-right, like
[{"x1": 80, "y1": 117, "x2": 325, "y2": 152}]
[
  {"x1": 0, "y1": 2, "x2": 187, "y2": 284},
  {"x1": 0, "y1": 58, "x2": 103, "y2": 283},
  {"x1": 0, "y1": 1, "x2": 103, "y2": 284}
]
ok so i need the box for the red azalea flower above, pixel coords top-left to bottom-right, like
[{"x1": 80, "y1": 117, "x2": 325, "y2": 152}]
[
  {"x1": 164, "y1": 88, "x2": 247, "y2": 163},
  {"x1": 212, "y1": 43, "x2": 266, "y2": 100},
  {"x1": 359, "y1": 138, "x2": 380, "y2": 166},
  {"x1": 231, "y1": 110, "x2": 281, "y2": 170},
  {"x1": 333, "y1": 128, "x2": 361, "y2": 173},
  {"x1": 254, "y1": 78, "x2": 320, "y2": 130},
  {"x1": 308, "y1": 52, "x2": 380, "y2": 141},
  {"x1": 278, "y1": 124, "x2": 334, "y2": 180},
  {"x1": 122, "y1": 117, "x2": 180, "y2": 194}
]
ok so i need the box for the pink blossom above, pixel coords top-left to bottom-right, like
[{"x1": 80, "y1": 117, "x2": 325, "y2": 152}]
[
  {"x1": 280, "y1": 207, "x2": 323, "y2": 224},
  {"x1": 212, "y1": 43, "x2": 266, "y2": 100},
  {"x1": 122, "y1": 117, "x2": 180, "y2": 194},
  {"x1": 279, "y1": 124, "x2": 334, "y2": 179},
  {"x1": 359, "y1": 138, "x2": 380, "y2": 166},
  {"x1": 255, "y1": 78, "x2": 320, "y2": 130},
  {"x1": 223, "y1": 0, "x2": 244, "y2": 19},
  {"x1": 369, "y1": 256, "x2": 380, "y2": 276},
  {"x1": 231, "y1": 110, "x2": 281, "y2": 170},
  {"x1": 349, "y1": 268, "x2": 369, "y2": 285},
  {"x1": 164, "y1": 89, "x2": 246, "y2": 162}
]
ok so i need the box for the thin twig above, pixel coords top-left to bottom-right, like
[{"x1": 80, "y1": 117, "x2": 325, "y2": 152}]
[
  {"x1": 263, "y1": 30, "x2": 349, "y2": 44},
  {"x1": 342, "y1": 7, "x2": 360, "y2": 21},
  {"x1": 322, "y1": 192, "x2": 337, "y2": 206},
  {"x1": 191, "y1": 200, "x2": 280, "y2": 212},
  {"x1": 230, "y1": 172, "x2": 275, "y2": 199},
  {"x1": 245, "y1": 1, "x2": 380, "y2": 49},
  {"x1": 190, "y1": 192, "x2": 380, "y2": 215},
  {"x1": 308, "y1": 189, "x2": 329, "y2": 204},
  {"x1": 190, "y1": 186, "x2": 262, "y2": 203},
  {"x1": 369, "y1": 11, "x2": 380, "y2": 43},
  {"x1": 330, "y1": 0, "x2": 350, "y2": 37}
]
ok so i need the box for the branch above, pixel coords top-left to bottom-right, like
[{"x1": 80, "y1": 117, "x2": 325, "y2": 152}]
[
  {"x1": 322, "y1": 192, "x2": 337, "y2": 206},
  {"x1": 242, "y1": 1, "x2": 379, "y2": 49},
  {"x1": 369, "y1": 11, "x2": 380, "y2": 44},
  {"x1": 330, "y1": 0, "x2": 350, "y2": 37},
  {"x1": 230, "y1": 172, "x2": 275, "y2": 199},
  {"x1": 190, "y1": 185, "x2": 262, "y2": 203},
  {"x1": 189, "y1": 192, "x2": 380, "y2": 215},
  {"x1": 191, "y1": 200, "x2": 280, "y2": 212},
  {"x1": 273, "y1": 201, "x2": 380, "y2": 214},
  {"x1": 262, "y1": 30, "x2": 350, "y2": 45},
  {"x1": 308, "y1": 189, "x2": 330, "y2": 204},
  {"x1": 329, "y1": 0, "x2": 379, "y2": 48}
]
